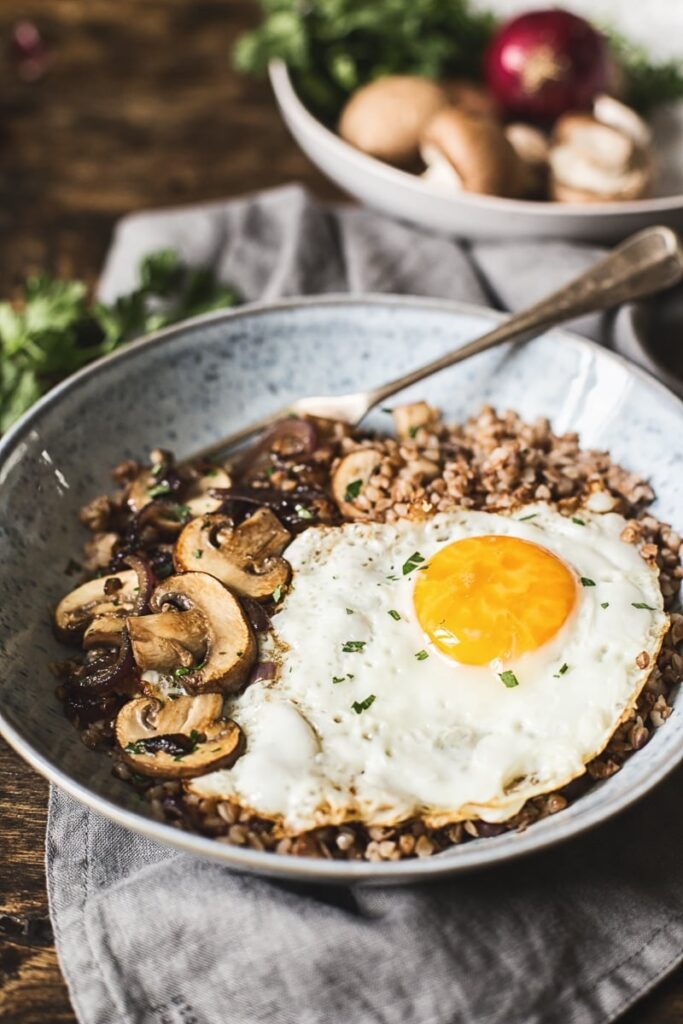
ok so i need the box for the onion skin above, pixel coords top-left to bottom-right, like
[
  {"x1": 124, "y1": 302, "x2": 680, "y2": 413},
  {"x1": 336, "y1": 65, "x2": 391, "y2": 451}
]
[
  {"x1": 241, "y1": 596, "x2": 271, "y2": 634},
  {"x1": 484, "y1": 9, "x2": 609, "y2": 122}
]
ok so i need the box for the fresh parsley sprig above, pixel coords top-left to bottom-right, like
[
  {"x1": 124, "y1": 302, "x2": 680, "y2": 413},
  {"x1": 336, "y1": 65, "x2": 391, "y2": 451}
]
[{"x1": 0, "y1": 250, "x2": 240, "y2": 433}]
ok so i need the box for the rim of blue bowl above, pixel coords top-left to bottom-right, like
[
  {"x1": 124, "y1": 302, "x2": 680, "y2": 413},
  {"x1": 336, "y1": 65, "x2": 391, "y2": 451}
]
[{"x1": 1, "y1": 293, "x2": 682, "y2": 884}]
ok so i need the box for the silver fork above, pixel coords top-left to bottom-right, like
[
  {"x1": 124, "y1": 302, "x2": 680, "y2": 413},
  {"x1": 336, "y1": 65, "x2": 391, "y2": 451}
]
[{"x1": 189, "y1": 225, "x2": 683, "y2": 464}]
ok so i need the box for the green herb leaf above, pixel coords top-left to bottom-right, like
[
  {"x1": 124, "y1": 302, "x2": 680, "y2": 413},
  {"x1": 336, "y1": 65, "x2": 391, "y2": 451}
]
[
  {"x1": 553, "y1": 663, "x2": 569, "y2": 678},
  {"x1": 147, "y1": 483, "x2": 171, "y2": 499},
  {"x1": 346, "y1": 608, "x2": 354, "y2": 615},
  {"x1": 193, "y1": 549, "x2": 203, "y2": 559},
  {"x1": 415, "y1": 650, "x2": 429, "y2": 661},
  {"x1": 572, "y1": 517, "x2": 586, "y2": 526},
  {"x1": 352, "y1": 694, "x2": 376, "y2": 714},
  {"x1": 601, "y1": 602, "x2": 610, "y2": 609},
  {"x1": 408, "y1": 425, "x2": 419, "y2": 438},
  {"x1": 295, "y1": 504, "x2": 313, "y2": 520},
  {"x1": 332, "y1": 675, "x2": 346, "y2": 684},
  {"x1": 402, "y1": 551, "x2": 425, "y2": 575},
  {"x1": 272, "y1": 584, "x2": 283, "y2": 603},
  {"x1": 518, "y1": 513, "x2": 537, "y2": 521},
  {"x1": 388, "y1": 609, "x2": 401, "y2": 621},
  {"x1": 580, "y1": 577, "x2": 596, "y2": 587},
  {"x1": 344, "y1": 479, "x2": 363, "y2": 502},
  {"x1": 632, "y1": 601, "x2": 656, "y2": 610},
  {"x1": 168, "y1": 503, "x2": 192, "y2": 524},
  {"x1": 499, "y1": 670, "x2": 519, "y2": 688},
  {"x1": 342, "y1": 640, "x2": 366, "y2": 653}
]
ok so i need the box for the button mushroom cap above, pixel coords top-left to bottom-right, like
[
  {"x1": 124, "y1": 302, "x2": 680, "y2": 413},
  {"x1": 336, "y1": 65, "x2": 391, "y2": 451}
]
[
  {"x1": 420, "y1": 108, "x2": 526, "y2": 197},
  {"x1": 553, "y1": 113, "x2": 635, "y2": 172},
  {"x1": 127, "y1": 571, "x2": 256, "y2": 694},
  {"x1": 174, "y1": 508, "x2": 292, "y2": 601},
  {"x1": 332, "y1": 448, "x2": 383, "y2": 519},
  {"x1": 55, "y1": 569, "x2": 139, "y2": 640},
  {"x1": 338, "y1": 75, "x2": 449, "y2": 167},
  {"x1": 115, "y1": 694, "x2": 244, "y2": 779},
  {"x1": 184, "y1": 467, "x2": 232, "y2": 517},
  {"x1": 443, "y1": 78, "x2": 499, "y2": 120}
]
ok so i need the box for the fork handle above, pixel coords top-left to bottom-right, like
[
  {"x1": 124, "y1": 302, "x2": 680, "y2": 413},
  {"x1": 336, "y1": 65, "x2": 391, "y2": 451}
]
[{"x1": 367, "y1": 225, "x2": 683, "y2": 409}]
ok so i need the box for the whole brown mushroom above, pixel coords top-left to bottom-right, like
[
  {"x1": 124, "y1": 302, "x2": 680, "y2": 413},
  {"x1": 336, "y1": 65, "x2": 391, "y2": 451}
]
[
  {"x1": 420, "y1": 108, "x2": 526, "y2": 197},
  {"x1": 339, "y1": 75, "x2": 449, "y2": 167}
]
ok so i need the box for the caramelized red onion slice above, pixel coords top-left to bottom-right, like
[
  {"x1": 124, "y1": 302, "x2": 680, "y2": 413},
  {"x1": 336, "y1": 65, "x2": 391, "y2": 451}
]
[
  {"x1": 123, "y1": 553, "x2": 156, "y2": 614},
  {"x1": 69, "y1": 630, "x2": 136, "y2": 698},
  {"x1": 210, "y1": 485, "x2": 335, "y2": 532},
  {"x1": 248, "y1": 661, "x2": 277, "y2": 685},
  {"x1": 234, "y1": 417, "x2": 318, "y2": 477},
  {"x1": 241, "y1": 596, "x2": 271, "y2": 634}
]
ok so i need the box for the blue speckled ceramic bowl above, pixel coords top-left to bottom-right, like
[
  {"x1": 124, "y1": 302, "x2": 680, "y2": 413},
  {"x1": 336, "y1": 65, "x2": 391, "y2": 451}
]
[{"x1": 1, "y1": 296, "x2": 682, "y2": 884}]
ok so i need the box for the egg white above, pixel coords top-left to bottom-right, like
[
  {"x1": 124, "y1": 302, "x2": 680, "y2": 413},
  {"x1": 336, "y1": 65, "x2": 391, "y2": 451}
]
[{"x1": 189, "y1": 504, "x2": 668, "y2": 833}]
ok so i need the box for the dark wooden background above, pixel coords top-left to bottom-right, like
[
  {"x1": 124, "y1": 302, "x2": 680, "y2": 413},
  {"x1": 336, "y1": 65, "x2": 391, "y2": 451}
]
[{"x1": 0, "y1": 2, "x2": 681, "y2": 1021}]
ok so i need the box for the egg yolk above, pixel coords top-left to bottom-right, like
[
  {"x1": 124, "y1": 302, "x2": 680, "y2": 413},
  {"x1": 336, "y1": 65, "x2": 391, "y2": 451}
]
[{"x1": 413, "y1": 535, "x2": 577, "y2": 665}]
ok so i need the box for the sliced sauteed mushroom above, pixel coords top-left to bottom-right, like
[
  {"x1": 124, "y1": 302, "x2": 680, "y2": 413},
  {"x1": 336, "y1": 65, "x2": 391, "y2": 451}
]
[
  {"x1": 83, "y1": 614, "x2": 128, "y2": 650},
  {"x1": 126, "y1": 571, "x2": 256, "y2": 694},
  {"x1": 174, "y1": 508, "x2": 291, "y2": 601},
  {"x1": 332, "y1": 449, "x2": 383, "y2": 519},
  {"x1": 115, "y1": 694, "x2": 244, "y2": 778},
  {"x1": 185, "y1": 467, "x2": 232, "y2": 516},
  {"x1": 55, "y1": 569, "x2": 139, "y2": 640},
  {"x1": 127, "y1": 449, "x2": 180, "y2": 513}
]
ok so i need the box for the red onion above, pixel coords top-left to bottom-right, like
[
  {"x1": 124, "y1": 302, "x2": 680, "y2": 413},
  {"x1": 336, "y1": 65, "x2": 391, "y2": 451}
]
[
  {"x1": 248, "y1": 661, "x2": 277, "y2": 685},
  {"x1": 241, "y1": 597, "x2": 271, "y2": 633},
  {"x1": 211, "y1": 485, "x2": 337, "y2": 532},
  {"x1": 123, "y1": 553, "x2": 156, "y2": 614},
  {"x1": 484, "y1": 9, "x2": 609, "y2": 122},
  {"x1": 69, "y1": 630, "x2": 135, "y2": 698},
  {"x1": 234, "y1": 417, "x2": 318, "y2": 477}
]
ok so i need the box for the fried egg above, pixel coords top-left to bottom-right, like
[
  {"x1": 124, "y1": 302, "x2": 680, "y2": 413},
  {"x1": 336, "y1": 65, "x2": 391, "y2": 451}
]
[{"x1": 189, "y1": 504, "x2": 668, "y2": 832}]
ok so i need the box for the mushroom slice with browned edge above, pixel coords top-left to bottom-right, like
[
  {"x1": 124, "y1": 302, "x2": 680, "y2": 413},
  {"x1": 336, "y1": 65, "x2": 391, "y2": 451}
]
[
  {"x1": 55, "y1": 569, "x2": 139, "y2": 641},
  {"x1": 126, "y1": 571, "x2": 256, "y2": 694},
  {"x1": 115, "y1": 694, "x2": 244, "y2": 779},
  {"x1": 332, "y1": 449, "x2": 382, "y2": 519},
  {"x1": 174, "y1": 508, "x2": 291, "y2": 601}
]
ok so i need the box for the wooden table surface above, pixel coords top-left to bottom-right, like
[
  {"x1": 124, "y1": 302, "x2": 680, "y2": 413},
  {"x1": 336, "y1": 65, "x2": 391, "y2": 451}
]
[{"x1": 0, "y1": 2, "x2": 682, "y2": 1021}]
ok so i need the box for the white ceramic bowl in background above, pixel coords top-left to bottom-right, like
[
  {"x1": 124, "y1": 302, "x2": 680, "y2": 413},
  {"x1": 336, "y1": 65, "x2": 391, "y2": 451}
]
[
  {"x1": 270, "y1": 60, "x2": 683, "y2": 243},
  {"x1": 0, "y1": 296, "x2": 682, "y2": 884}
]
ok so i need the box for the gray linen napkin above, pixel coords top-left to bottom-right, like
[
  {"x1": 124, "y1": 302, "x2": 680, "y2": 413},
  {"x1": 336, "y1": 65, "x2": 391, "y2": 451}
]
[{"x1": 48, "y1": 185, "x2": 683, "y2": 1024}]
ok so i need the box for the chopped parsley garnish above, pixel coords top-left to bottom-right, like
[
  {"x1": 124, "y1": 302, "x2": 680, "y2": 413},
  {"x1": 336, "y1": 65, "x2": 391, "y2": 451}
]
[
  {"x1": 147, "y1": 483, "x2": 171, "y2": 498},
  {"x1": 386, "y1": 574, "x2": 399, "y2": 582},
  {"x1": 205, "y1": 468, "x2": 219, "y2": 477},
  {"x1": 632, "y1": 601, "x2": 656, "y2": 610},
  {"x1": 572, "y1": 517, "x2": 586, "y2": 526},
  {"x1": 346, "y1": 608, "x2": 354, "y2": 615},
  {"x1": 174, "y1": 666, "x2": 192, "y2": 677},
  {"x1": 554, "y1": 663, "x2": 569, "y2": 678},
  {"x1": 519, "y1": 513, "x2": 537, "y2": 521},
  {"x1": 332, "y1": 676, "x2": 346, "y2": 684},
  {"x1": 499, "y1": 670, "x2": 519, "y2": 688},
  {"x1": 408, "y1": 425, "x2": 419, "y2": 438},
  {"x1": 265, "y1": 466, "x2": 275, "y2": 478},
  {"x1": 295, "y1": 504, "x2": 313, "y2": 520},
  {"x1": 402, "y1": 551, "x2": 425, "y2": 575},
  {"x1": 168, "y1": 503, "x2": 192, "y2": 523},
  {"x1": 352, "y1": 694, "x2": 376, "y2": 714},
  {"x1": 415, "y1": 650, "x2": 429, "y2": 661},
  {"x1": 125, "y1": 740, "x2": 148, "y2": 755},
  {"x1": 150, "y1": 463, "x2": 164, "y2": 478},
  {"x1": 381, "y1": 407, "x2": 392, "y2": 414},
  {"x1": 193, "y1": 549, "x2": 203, "y2": 559},
  {"x1": 388, "y1": 609, "x2": 401, "y2": 621},
  {"x1": 344, "y1": 479, "x2": 363, "y2": 502},
  {"x1": 272, "y1": 584, "x2": 283, "y2": 603},
  {"x1": 601, "y1": 602, "x2": 610, "y2": 609},
  {"x1": 580, "y1": 577, "x2": 596, "y2": 587},
  {"x1": 342, "y1": 640, "x2": 366, "y2": 653}
]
